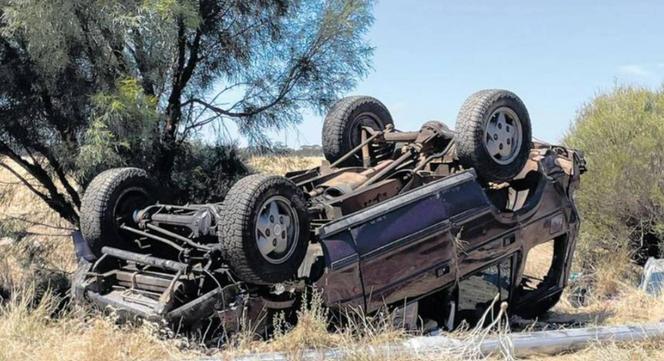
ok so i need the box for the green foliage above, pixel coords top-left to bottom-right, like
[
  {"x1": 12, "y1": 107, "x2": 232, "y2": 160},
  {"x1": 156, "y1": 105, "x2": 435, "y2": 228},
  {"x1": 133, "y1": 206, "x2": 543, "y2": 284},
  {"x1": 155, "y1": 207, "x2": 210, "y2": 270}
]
[
  {"x1": 2, "y1": 0, "x2": 84, "y2": 78},
  {"x1": 0, "y1": 0, "x2": 375, "y2": 225},
  {"x1": 170, "y1": 142, "x2": 250, "y2": 203},
  {"x1": 564, "y1": 86, "x2": 664, "y2": 264},
  {"x1": 76, "y1": 120, "x2": 130, "y2": 183},
  {"x1": 144, "y1": 0, "x2": 200, "y2": 27},
  {"x1": 77, "y1": 78, "x2": 160, "y2": 184}
]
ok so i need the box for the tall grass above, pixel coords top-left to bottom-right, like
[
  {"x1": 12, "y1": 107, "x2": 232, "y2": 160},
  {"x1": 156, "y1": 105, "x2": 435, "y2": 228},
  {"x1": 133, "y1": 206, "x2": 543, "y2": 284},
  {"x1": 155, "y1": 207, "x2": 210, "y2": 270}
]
[
  {"x1": 216, "y1": 291, "x2": 517, "y2": 361},
  {"x1": 2, "y1": 154, "x2": 664, "y2": 360},
  {"x1": 0, "y1": 286, "x2": 185, "y2": 361}
]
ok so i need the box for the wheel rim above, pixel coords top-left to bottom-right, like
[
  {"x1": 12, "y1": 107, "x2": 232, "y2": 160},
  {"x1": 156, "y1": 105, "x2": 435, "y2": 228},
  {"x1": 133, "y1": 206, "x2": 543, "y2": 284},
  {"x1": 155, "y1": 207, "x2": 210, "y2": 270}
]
[
  {"x1": 254, "y1": 195, "x2": 300, "y2": 265},
  {"x1": 349, "y1": 112, "x2": 384, "y2": 143},
  {"x1": 113, "y1": 187, "x2": 150, "y2": 229},
  {"x1": 482, "y1": 107, "x2": 523, "y2": 165},
  {"x1": 348, "y1": 112, "x2": 391, "y2": 162}
]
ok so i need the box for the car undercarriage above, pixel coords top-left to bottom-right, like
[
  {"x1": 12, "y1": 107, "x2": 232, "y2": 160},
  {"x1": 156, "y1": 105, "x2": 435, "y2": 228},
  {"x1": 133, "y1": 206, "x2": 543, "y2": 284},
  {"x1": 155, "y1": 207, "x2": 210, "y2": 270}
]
[{"x1": 71, "y1": 89, "x2": 585, "y2": 336}]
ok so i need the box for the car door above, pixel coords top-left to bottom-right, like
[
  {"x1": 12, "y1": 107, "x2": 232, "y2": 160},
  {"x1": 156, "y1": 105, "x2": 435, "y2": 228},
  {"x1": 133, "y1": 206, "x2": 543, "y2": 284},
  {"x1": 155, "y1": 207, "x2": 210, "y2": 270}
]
[
  {"x1": 320, "y1": 171, "x2": 492, "y2": 311},
  {"x1": 456, "y1": 254, "x2": 516, "y2": 326}
]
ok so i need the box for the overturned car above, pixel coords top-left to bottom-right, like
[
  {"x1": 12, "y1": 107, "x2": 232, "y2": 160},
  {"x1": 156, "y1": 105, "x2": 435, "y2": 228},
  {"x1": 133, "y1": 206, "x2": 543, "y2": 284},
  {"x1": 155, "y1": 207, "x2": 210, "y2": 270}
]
[{"x1": 71, "y1": 89, "x2": 585, "y2": 334}]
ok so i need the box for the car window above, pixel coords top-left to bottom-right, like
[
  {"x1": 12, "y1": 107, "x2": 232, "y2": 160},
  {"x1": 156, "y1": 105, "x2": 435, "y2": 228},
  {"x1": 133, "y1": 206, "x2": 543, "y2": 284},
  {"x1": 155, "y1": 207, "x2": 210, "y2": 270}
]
[
  {"x1": 457, "y1": 256, "x2": 513, "y2": 323},
  {"x1": 498, "y1": 257, "x2": 513, "y2": 299}
]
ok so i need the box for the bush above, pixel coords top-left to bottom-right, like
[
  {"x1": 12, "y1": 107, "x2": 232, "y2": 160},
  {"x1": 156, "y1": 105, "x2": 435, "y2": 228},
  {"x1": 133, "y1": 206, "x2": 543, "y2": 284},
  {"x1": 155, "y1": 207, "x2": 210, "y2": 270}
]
[
  {"x1": 169, "y1": 143, "x2": 250, "y2": 204},
  {"x1": 564, "y1": 86, "x2": 664, "y2": 266}
]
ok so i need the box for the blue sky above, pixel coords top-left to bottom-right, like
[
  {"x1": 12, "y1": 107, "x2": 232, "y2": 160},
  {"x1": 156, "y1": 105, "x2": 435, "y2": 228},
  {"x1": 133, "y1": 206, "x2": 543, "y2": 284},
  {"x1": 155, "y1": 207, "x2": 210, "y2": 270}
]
[{"x1": 267, "y1": 0, "x2": 664, "y2": 146}]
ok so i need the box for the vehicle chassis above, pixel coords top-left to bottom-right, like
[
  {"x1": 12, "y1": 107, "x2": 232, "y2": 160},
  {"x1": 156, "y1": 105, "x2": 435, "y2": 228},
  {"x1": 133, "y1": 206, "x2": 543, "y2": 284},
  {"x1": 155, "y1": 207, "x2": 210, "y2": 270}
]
[{"x1": 73, "y1": 97, "x2": 585, "y2": 335}]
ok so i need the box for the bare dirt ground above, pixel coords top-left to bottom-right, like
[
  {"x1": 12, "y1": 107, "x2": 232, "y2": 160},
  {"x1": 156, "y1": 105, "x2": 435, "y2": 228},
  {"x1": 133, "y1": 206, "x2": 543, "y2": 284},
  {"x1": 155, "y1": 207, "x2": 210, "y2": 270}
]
[{"x1": 1, "y1": 156, "x2": 664, "y2": 360}]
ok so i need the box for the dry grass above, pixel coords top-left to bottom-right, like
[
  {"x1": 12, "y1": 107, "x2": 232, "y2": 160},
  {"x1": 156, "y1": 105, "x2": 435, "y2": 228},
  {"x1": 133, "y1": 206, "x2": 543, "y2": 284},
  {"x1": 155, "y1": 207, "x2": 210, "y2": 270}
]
[
  {"x1": 0, "y1": 287, "x2": 187, "y2": 361},
  {"x1": 0, "y1": 286, "x2": 513, "y2": 361},
  {"x1": 547, "y1": 250, "x2": 664, "y2": 327},
  {"x1": 3, "y1": 156, "x2": 664, "y2": 360},
  {"x1": 0, "y1": 158, "x2": 77, "y2": 290},
  {"x1": 222, "y1": 292, "x2": 412, "y2": 359},
  {"x1": 522, "y1": 242, "x2": 554, "y2": 281},
  {"x1": 247, "y1": 155, "x2": 322, "y2": 175},
  {"x1": 222, "y1": 293, "x2": 517, "y2": 361}
]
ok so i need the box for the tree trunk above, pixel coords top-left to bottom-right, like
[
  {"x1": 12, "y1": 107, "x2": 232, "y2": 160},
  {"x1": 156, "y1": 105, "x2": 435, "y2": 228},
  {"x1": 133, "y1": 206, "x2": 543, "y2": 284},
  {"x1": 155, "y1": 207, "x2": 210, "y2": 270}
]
[
  {"x1": 153, "y1": 16, "x2": 204, "y2": 182},
  {"x1": 154, "y1": 101, "x2": 181, "y2": 181}
]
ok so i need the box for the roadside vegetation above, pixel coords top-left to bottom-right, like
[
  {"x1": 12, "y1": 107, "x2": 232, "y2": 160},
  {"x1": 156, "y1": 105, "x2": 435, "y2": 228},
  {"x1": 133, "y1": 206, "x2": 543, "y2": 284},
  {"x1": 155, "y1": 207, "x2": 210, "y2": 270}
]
[
  {"x1": 0, "y1": 0, "x2": 374, "y2": 226},
  {"x1": 3, "y1": 1, "x2": 663, "y2": 360},
  {"x1": 3, "y1": 87, "x2": 664, "y2": 360},
  {"x1": 564, "y1": 86, "x2": 664, "y2": 268},
  {"x1": 557, "y1": 86, "x2": 664, "y2": 330},
  {"x1": 3, "y1": 135, "x2": 664, "y2": 360}
]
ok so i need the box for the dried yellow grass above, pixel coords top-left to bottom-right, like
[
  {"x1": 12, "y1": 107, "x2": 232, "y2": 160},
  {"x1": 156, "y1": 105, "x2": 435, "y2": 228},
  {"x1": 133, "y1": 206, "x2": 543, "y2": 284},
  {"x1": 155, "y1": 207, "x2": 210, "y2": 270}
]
[
  {"x1": 248, "y1": 155, "x2": 322, "y2": 175},
  {"x1": 548, "y1": 250, "x2": 651, "y2": 326},
  {"x1": 0, "y1": 287, "x2": 187, "y2": 361},
  {"x1": 223, "y1": 293, "x2": 514, "y2": 361},
  {"x1": 2, "y1": 156, "x2": 664, "y2": 360},
  {"x1": 0, "y1": 157, "x2": 77, "y2": 286},
  {"x1": 216, "y1": 291, "x2": 410, "y2": 359}
]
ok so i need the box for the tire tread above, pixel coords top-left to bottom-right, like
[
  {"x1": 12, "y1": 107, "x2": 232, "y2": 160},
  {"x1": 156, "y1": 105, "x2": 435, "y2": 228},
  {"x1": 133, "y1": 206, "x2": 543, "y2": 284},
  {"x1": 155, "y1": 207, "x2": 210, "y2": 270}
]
[
  {"x1": 80, "y1": 167, "x2": 150, "y2": 256},
  {"x1": 322, "y1": 96, "x2": 394, "y2": 166},
  {"x1": 219, "y1": 174, "x2": 309, "y2": 285},
  {"x1": 455, "y1": 89, "x2": 532, "y2": 182}
]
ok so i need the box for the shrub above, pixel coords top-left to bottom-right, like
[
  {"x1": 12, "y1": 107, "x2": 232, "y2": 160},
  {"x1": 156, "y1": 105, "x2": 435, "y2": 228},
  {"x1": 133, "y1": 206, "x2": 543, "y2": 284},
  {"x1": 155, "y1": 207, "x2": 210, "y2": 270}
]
[
  {"x1": 169, "y1": 143, "x2": 250, "y2": 204},
  {"x1": 564, "y1": 86, "x2": 664, "y2": 266}
]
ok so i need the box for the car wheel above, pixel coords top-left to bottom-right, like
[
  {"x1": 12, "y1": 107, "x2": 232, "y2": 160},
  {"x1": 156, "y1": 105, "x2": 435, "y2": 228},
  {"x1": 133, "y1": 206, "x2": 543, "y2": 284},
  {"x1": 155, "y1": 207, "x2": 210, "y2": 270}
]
[
  {"x1": 322, "y1": 96, "x2": 395, "y2": 167},
  {"x1": 455, "y1": 89, "x2": 532, "y2": 183},
  {"x1": 219, "y1": 174, "x2": 310, "y2": 285},
  {"x1": 80, "y1": 167, "x2": 155, "y2": 257}
]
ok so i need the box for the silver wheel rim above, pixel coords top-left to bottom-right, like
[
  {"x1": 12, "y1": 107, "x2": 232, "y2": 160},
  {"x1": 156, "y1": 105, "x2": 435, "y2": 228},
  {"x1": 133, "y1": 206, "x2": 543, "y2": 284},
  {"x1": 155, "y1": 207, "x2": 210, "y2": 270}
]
[
  {"x1": 254, "y1": 195, "x2": 299, "y2": 264},
  {"x1": 482, "y1": 107, "x2": 523, "y2": 165}
]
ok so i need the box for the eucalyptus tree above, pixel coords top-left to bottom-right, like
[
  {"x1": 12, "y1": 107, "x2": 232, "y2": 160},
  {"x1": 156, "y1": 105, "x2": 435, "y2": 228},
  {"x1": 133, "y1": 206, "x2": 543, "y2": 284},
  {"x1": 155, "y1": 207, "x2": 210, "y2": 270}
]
[{"x1": 0, "y1": 0, "x2": 374, "y2": 225}]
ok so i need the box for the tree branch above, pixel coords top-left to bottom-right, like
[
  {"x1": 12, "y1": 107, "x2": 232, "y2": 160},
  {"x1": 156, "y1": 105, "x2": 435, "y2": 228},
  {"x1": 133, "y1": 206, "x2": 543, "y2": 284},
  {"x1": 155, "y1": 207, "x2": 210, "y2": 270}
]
[
  {"x1": 180, "y1": 29, "x2": 202, "y2": 88},
  {"x1": 31, "y1": 143, "x2": 82, "y2": 208},
  {"x1": 9, "y1": 98, "x2": 82, "y2": 209},
  {"x1": 130, "y1": 28, "x2": 156, "y2": 97},
  {"x1": 0, "y1": 162, "x2": 49, "y2": 203},
  {"x1": 183, "y1": 65, "x2": 301, "y2": 119},
  {"x1": 1, "y1": 215, "x2": 76, "y2": 231},
  {"x1": 0, "y1": 143, "x2": 78, "y2": 225},
  {"x1": 164, "y1": 18, "x2": 189, "y2": 138}
]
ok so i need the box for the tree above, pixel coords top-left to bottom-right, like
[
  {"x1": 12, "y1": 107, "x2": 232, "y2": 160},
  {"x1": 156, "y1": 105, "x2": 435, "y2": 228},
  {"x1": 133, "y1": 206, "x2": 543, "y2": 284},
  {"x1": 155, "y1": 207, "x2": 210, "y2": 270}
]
[
  {"x1": 0, "y1": 0, "x2": 374, "y2": 226},
  {"x1": 564, "y1": 86, "x2": 664, "y2": 265}
]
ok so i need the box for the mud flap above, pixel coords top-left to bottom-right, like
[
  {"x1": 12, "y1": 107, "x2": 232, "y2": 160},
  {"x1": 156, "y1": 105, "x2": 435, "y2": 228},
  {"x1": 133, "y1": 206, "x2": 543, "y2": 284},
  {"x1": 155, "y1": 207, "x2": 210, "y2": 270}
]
[{"x1": 72, "y1": 230, "x2": 96, "y2": 262}]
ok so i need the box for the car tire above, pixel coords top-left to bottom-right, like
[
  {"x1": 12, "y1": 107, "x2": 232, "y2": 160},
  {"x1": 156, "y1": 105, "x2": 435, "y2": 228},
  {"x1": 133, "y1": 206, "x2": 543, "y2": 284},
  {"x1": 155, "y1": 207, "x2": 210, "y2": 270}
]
[
  {"x1": 80, "y1": 167, "x2": 155, "y2": 257},
  {"x1": 455, "y1": 89, "x2": 532, "y2": 183},
  {"x1": 322, "y1": 96, "x2": 395, "y2": 167},
  {"x1": 219, "y1": 174, "x2": 310, "y2": 285}
]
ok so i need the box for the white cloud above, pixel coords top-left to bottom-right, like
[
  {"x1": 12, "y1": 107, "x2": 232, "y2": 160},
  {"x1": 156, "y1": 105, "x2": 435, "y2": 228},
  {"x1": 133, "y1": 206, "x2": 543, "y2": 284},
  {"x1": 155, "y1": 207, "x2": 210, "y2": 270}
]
[{"x1": 618, "y1": 64, "x2": 651, "y2": 77}]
